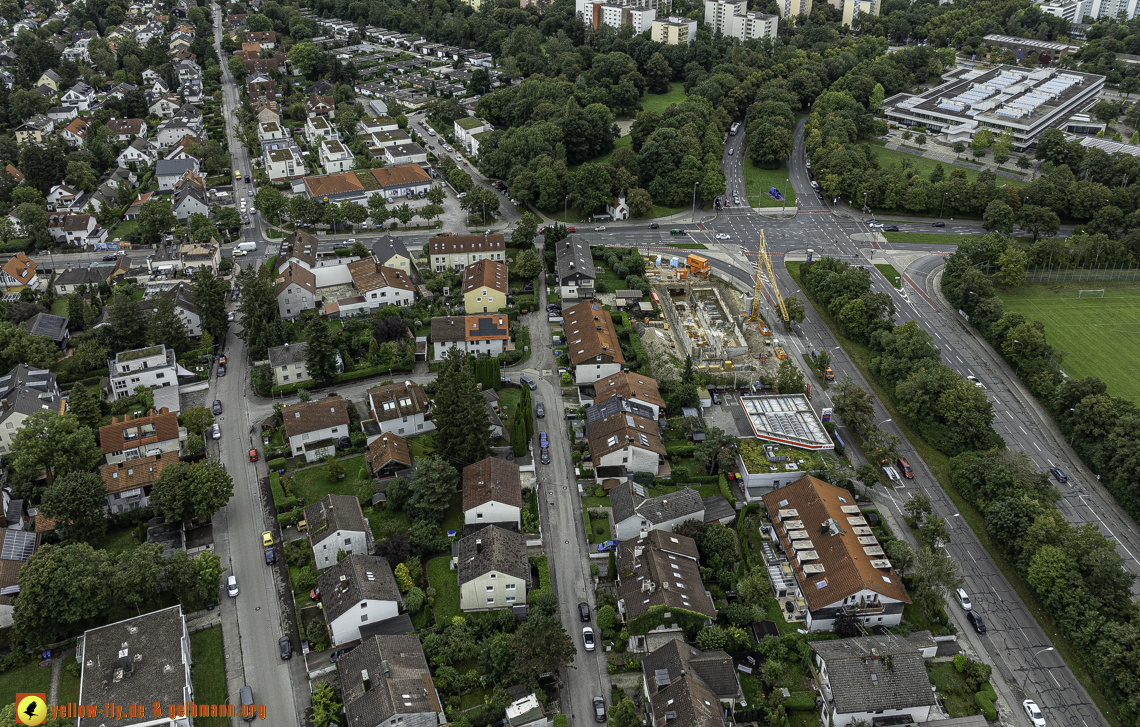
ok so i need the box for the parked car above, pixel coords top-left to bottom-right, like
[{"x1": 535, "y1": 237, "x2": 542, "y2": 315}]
[
  {"x1": 211, "y1": 423, "x2": 222, "y2": 440},
  {"x1": 212, "y1": 400, "x2": 223, "y2": 415},
  {"x1": 227, "y1": 576, "x2": 239, "y2": 597},
  {"x1": 218, "y1": 363, "x2": 227, "y2": 376},
  {"x1": 540, "y1": 447, "x2": 550, "y2": 465},
  {"x1": 1050, "y1": 467, "x2": 1068, "y2": 483},
  {"x1": 593, "y1": 697, "x2": 606, "y2": 723},
  {"x1": 249, "y1": 448, "x2": 259, "y2": 462},
  {"x1": 598, "y1": 540, "x2": 620, "y2": 553},
  {"x1": 582, "y1": 627, "x2": 595, "y2": 651},
  {"x1": 536, "y1": 402, "x2": 545, "y2": 418},
  {"x1": 932, "y1": 221, "x2": 946, "y2": 227},
  {"x1": 501, "y1": 376, "x2": 511, "y2": 383},
  {"x1": 712, "y1": 391, "x2": 722, "y2": 405},
  {"x1": 261, "y1": 531, "x2": 274, "y2": 547},
  {"x1": 239, "y1": 686, "x2": 255, "y2": 722},
  {"x1": 1023, "y1": 700, "x2": 1046, "y2": 727},
  {"x1": 579, "y1": 602, "x2": 591, "y2": 621},
  {"x1": 967, "y1": 610, "x2": 986, "y2": 634},
  {"x1": 329, "y1": 648, "x2": 353, "y2": 663},
  {"x1": 279, "y1": 636, "x2": 292, "y2": 660},
  {"x1": 955, "y1": 588, "x2": 972, "y2": 610},
  {"x1": 264, "y1": 547, "x2": 275, "y2": 565},
  {"x1": 520, "y1": 374, "x2": 537, "y2": 390}
]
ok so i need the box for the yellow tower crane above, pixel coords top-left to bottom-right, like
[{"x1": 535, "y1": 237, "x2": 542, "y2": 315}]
[{"x1": 748, "y1": 229, "x2": 789, "y2": 325}]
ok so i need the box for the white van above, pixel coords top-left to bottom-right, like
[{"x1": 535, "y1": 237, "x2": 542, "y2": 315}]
[{"x1": 236, "y1": 241, "x2": 257, "y2": 252}]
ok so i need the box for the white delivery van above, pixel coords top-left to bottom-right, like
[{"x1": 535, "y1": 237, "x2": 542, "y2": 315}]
[{"x1": 236, "y1": 241, "x2": 257, "y2": 252}]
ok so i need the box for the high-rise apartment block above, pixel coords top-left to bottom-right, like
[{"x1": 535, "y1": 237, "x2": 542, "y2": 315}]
[
  {"x1": 576, "y1": 0, "x2": 661, "y2": 32},
  {"x1": 704, "y1": 0, "x2": 779, "y2": 40}
]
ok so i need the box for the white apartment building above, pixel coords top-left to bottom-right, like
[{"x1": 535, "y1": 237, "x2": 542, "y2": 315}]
[
  {"x1": 704, "y1": 0, "x2": 778, "y2": 40},
  {"x1": 1088, "y1": 0, "x2": 1137, "y2": 20},
  {"x1": 108, "y1": 345, "x2": 179, "y2": 400}
]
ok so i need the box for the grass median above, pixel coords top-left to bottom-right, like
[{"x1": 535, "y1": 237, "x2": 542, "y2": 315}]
[{"x1": 786, "y1": 260, "x2": 1122, "y2": 727}]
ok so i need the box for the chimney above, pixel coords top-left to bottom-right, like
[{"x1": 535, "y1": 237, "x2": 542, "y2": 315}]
[
  {"x1": 362, "y1": 669, "x2": 371, "y2": 692},
  {"x1": 382, "y1": 660, "x2": 390, "y2": 677}
]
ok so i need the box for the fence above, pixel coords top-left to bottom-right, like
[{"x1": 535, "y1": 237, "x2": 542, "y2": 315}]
[{"x1": 1022, "y1": 263, "x2": 1140, "y2": 283}]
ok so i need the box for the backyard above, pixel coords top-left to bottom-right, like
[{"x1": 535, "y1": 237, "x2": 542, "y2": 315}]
[
  {"x1": 0, "y1": 659, "x2": 52, "y2": 709},
  {"x1": 427, "y1": 555, "x2": 462, "y2": 623},
  {"x1": 291, "y1": 455, "x2": 368, "y2": 504},
  {"x1": 926, "y1": 660, "x2": 984, "y2": 718},
  {"x1": 189, "y1": 627, "x2": 229, "y2": 727}
]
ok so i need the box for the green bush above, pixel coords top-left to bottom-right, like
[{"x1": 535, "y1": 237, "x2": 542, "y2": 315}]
[
  {"x1": 975, "y1": 691, "x2": 996, "y2": 721},
  {"x1": 784, "y1": 692, "x2": 816, "y2": 711},
  {"x1": 276, "y1": 496, "x2": 299, "y2": 513},
  {"x1": 664, "y1": 442, "x2": 696, "y2": 456},
  {"x1": 267, "y1": 458, "x2": 287, "y2": 471},
  {"x1": 718, "y1": 474, "x2": 736, "y2": 507}
]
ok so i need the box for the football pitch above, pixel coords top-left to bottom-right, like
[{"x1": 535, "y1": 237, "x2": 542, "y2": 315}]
[{"x1": 998, "y1": 284, "x2": 1140, "y2": 403}]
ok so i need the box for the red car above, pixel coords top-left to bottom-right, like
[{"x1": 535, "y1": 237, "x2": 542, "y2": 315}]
[
  {"x1": 249, "y1": 448, "x2": 259, "y2": 462},
  {"x1": 568, "y1": 226, "x2": 576, "y2": 232}
]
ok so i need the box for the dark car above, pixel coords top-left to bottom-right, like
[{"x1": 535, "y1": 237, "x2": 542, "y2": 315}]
[
  {"x1": 712, "y1": 392, "x2": 722, "y2": 405},
  {"x1": 540, "y1": 447, "x2": 550, "y2": 465},
  {"x1": 102, "y1": 255, "x2": 117, "y2": 262},
  {"x1": 217, "y1": 363, "x2": 226, "y2": 377},
  {"x1": 593, "y1": 697, "x2": 606, "y2": 722},
  {"x1": 330, "y1": 648, "x2": 353, "y2": 663},
  {"x1": 1050, "y1": 467, "x2": 1068, "y2": 483},
  {"x1": 648, "y1": 223, "x2": 660, "y2": 229},
  {"x1": 279, "y1": 636, "x2": 292, "y2": 659},
  {"x1": 264, "y1": 547, "x2": 275, "y2": 565},
  {"x1": 932, "y1": 221, "x2": 946, "y2": 227},
  {"x1": 212, "y1": 400, "x2": 223, "y2": 415},
  {"x1": 884, "y1": 225, "x2": 900, "y2": 232},
  {"x1": 579, "y1": 602, "x2": 591, "y2": 621},
  {"x1": 536, "y1": 402, "x2": 545, "y2": 418},
  {"x1": 967, "y1": 610, "x2": 987, "y2": 634}
]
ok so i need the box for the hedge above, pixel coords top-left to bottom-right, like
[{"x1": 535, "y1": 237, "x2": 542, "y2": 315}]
[
  {"x1": 784, "y1": 692, "x2": 816, "y2": 712},
  {"x1": 267, "y1": 458, "x2": 287, "y2": 471},
  {"x1": 269, "y1": 472, "x2": 288, "y2": 507},
  {"x1": 554, "y1": 716, "x2": 568, "y2": 727},
  {"x1": 664, "y1": 442, "x2": 696, "y2": 456},
  {"x1": 628, "y1": 604, "x2": 708, "y2": 638},
  {"x1": 718, "y1": 474, "x2": 736, "y2": 507},
  {"x1": 975, "y1": 691, "x2": 996, "y2": 721},
  {"x1": 269, "y1": 360, "x2": 415, "y2": 395}
]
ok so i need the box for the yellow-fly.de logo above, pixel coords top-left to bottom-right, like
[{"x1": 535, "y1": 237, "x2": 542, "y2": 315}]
[{"x1": 15, "y1": 693, "x2": 47, "y2": 726}]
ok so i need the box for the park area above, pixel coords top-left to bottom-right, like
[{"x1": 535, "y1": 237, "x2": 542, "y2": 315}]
[
  {"x1": 998, "y1": 283, "x2": 1140, "y2": 402},
  {"x1": 742, "y1": 160, "x2": 796, "y2": 209},
  {"x1": 868, "y1": 143, "x2": 1030, "y2": 188}
]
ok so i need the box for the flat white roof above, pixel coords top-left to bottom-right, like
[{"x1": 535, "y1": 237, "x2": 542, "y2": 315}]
[{"x1": 739, "y1": 394, "x2": 834, "y2": 451}]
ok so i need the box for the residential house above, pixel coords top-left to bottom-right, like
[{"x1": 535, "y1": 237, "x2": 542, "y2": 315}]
[
  {"x1": 156, "y1": 158, "x2": 201, "y2": 191},
  {"x1": 242, "y1": 53, "x2": 288, "y2": 75},
  {"x1": 483, "y1": 390, "x2": 504, "y2": 439},
  {"x1": 366, "y1": 380, "x2": 433, "y2": 438},
  {"x1": 117, "y1": 137, "x2": 157, "y2": 168},
  {"x1": 268, "y1": 342, "x2": 309, "y2": 387},
  {"x1": 179, "y1": 241, "x2": 220, "y2": 272},
  {"x1": 305, "y1": 94, "x2": 335, "y2": 118},
  {"x1": 36, "y1": 69, "x2": 60, "y2": 92},
  {"x1": 642, "y1": 640, "x2": 741, "y2": 714},
  {"x1": 810, "y1": 634, "x2": 937, "y2": 727},
  {"x1": 263, "y1": 144, "x2": 306, "y2": 181},
  {"x1": 761, "y1": 476, "x2": 911, "y2": 630},
  {"x1": 587, "y1": 410, "x2": 666, "y2": 485},
  {"x1": 257, "y1": 119, "x2": 286, "y2": 144},
  {"x1": 369, "y1": 164, "x2": 432, "y2": 200},
  {"x1": 99, "y1": 408, "x2": 182, "y2": 465},
  {"x1": 0, "y1": 253, "x2": 40, "y2": 292},
  {"x1": 648, "y1": 674, "x2": 724, "y2": 727},
  {"x1": 305, "y1": 80, "x2": 335, "y2": 96},
  {"x1": 610, "y1": 483, "x2": 704, "y2": 541},
  {"x1": 383, "y1": 143, "x2": 428, "y2": 167},
  {"x1": 164, "y1": 134, "x2": 204, "y2": 160},
  {"x1": 77, "y1": 606, "x2": 193, "y2": 727},
  {"x1": 358, "y1": 116, "x2": 399, "y2": 135},
  {"x1": 462, "y1": 457, "x2": 522, "y2": 530},
  {"x1": 303, "y1": 492, "x2": 373, "y2": 569},
  {"x1": 138, "y1": 283, "x2": 201, "y2": 336},
  {"x1": 61, "y1": 117, "x2": 89, "y2": 147},
  {"x1": 105, "y1": 118, "x2": 147, "y2": 142},
  {"x1": 305, "y1": 115, "x2": 336, "y2": 141},
  {"x1": 125, "y1": 191, "x2": 156, "y2": 219},
  {"x1": 61, "y1": 82, "x2": 97, "y2": 110},
  {"x1": 461, "y1": 259, "x2": 507, "y2": 314},
  {"x1": 22, "y1": 313, "x2": 69, "y2": 349},
  {"x1": 53, "y1": 260, "x2": 127, "y2": 295},
  {"x1": 3, "y1": 165, "x2": 23, "y2": 184},
  {"x1": 455, "y1": 525, "x2": 530, "y2": 612},
  {"x1": 338, "y1": 635, "x2": 444, "y2": 727},
  {"x1": 590, "y1": 372, "x2": 665, "y2": 419},
  {"x1": 370, "y1": 234, "x2": 414, "y2": 274},
  {"x1": 14, "y1": 115, "x2": 53, "y2": 144},
  {"x1": 0, "y1": 365, "x2": 61, "y2": 455},
  {"x1": 283, "y1": 396, "x2": 352, "y2": 463},
  {"x1": 47, "y1": 184, "x2": 84, "y2": 211},
  {"x1": 247, "y1": 73, "x2": 276, "y2": 102},
  {"x1": 275, "y1": 263, "x2": 317, "y2": 319},
  {"x1": 430, "y1": 315, "x2": 510, "y2": 360},
  {"x1": 52, "y1": 213, "x2": 98, "y2": 245},
  {"x1": 318, "y1": 554, "x2": 402, "y2": 646},
  {"x1": 615, "y1": 529, "x2": 715, "y2": 628},
  {"x1": 346, "y1": 259, "x2": 415, "y2": 310},
  {"x1": 247, "y1": 30, "x2": 276, "y2": 47},
  {"x1": 99, "y1": 450, "x2": 180, "y2": 514},
  {"x1": 108, "y1": 346, "x2": 180, "y2": 401},
  {"x1": 319, "y1": 138, "x2": 354, "y2": 173},
  {"x1": 47, "y1": 106, "x2": 78, "y2": 124},
  {"x1": 505, "y1": 695, "x2": 548, "y2": 727},
  {"x1": 148, "y1": 94, "x2": 180, "y2": 117},
  {"x1": 302, "y1": 171, "x2": 365, "y2": 203},
  {"x1": 554, "y1": 236, "x2": 595, "y2": 302},
  {"x1": 366, "y1": 432, "x2": 412, "y2": 479},
  {"x1": 564, "y1": 301, "x2": 624, "y2": 385},
  {"x1": 428, "y1": 233, "x2": 505, "y2": 273},
  {"x1": 171, "y1": 177, "x2": 210, "y2": 222},
  {"x1": 453, "y1": 116, "x2": 492, "y2": 150}
]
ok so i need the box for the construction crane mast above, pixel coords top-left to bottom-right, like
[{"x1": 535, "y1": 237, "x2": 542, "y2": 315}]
[{"x1": 748, "y1": 229, "x2": 789, "y2": 324}]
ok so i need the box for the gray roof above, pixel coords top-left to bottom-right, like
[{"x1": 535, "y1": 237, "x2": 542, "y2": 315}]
[
  {"x1": 55, "y1": 266, "x2": 112, "y2": 287},
  {"x1": 702, "y1": 495, "x2": 735, "y2": 524},
  {"x1": 638, "y1": 487, "x2": 704, "y2": 525},
  {"x1": 317, "y1": 554, "x2": 402, "y2": 624},
  {"x1": 650, "y1": 675, "x2": 724, "y2": 727},
  {"x1": 371, "y1": 233, "x2": 410, "y2": 264},
  {"x1": 0, "y1": 364, "x2": 57, "y2": 400},
  {"x1": 340, "y1": 634, "x2": 441, "y2": 726},
  {"x1": 358, "y1": 613, "x2": 416, "y2": 640},
  {"x1": 586, "y1": 397, "x2": 655, "y2": 424},
  {"x1": 610, "y1": 480, "x2": 638, "y2": 525},
  {"x1": 811, "y1": 634, "x2": 938, "y2": 715},
  {"x1": 268, "y1": 342, "x2": 307, "y2": 368},
  {"x1": 23, "y1": 312, "x2": 68, "y2": 342},
  {"x1": 155, "y1": 158, "x2": 197, "y2": 177},
  {"x1": 455, "y1": 525, "x2": 529, "y2": 585},
  {"x1": 555, "y1": 235, "x2": 595, "y2": 285},
  {"x1": 304, "y1": 494, "x2": 369, "y2": 549},
  {"x1": 79, "y1": 606, "x2": 190, "y2": 727},
  {"x1": 642, "y1": 640, "x2": 740, "y2": 700}
]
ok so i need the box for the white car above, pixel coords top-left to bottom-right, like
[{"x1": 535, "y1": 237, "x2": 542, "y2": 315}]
[
  {"x1": 594, "y1": 226, "x2": 606, "y2": 231},
  {"x1": 233, "y1": 249, "x2": 248, "y2": 257},
  {"x1": 867, "y1": 221, "x2": 884, "y2": 228},
  {"x1": 582, "y1": 627, "x2": 595, "y2": 652},
  {"x1": 1023, "y1": 700, "x2": 1045, "y2": 727},
  {"x1": 457, "y1": 192, "x2": 467, "y2": 199},
  {"x1": 715, "y1": 233, "x2": 730, "y2": 240},
  {"x1": 227, "y1": 575, "x2": 239, "y2": 597},
  {"x1": 966, "y1": 375, "x2": 984, "y2": 389}
]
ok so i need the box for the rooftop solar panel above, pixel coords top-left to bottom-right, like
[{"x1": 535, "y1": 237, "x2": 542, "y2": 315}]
[{"x1": 1, "y1": 530, "x2": 36, "y2": 562}]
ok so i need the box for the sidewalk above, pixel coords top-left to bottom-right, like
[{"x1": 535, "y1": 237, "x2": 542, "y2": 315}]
[{"x1": 881, "y1": 137, "x2": 1032, "y2": 184}]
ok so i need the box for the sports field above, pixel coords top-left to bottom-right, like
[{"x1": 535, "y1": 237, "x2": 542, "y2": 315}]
[{"x1": 998, "y1": 283, "x2": 1140, "y2": 402}]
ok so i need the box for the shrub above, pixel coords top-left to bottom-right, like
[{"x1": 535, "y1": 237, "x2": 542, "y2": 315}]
[
  {"x1": 953, "y1": 653, "x2": 967, "y2": 672},
  {"x1": 404, "y1": 586, "x2": 426, "y2": 613},
  {"x1": 975, "y1": 691, "x2": 996, "y2": 721},
  {"x1": 718, "y1": 474, "x2": 736, "y2": 507},
  {"x1": 276, "y1": 496, "x2": 299, "y2": 513},
  {"x1": 294, "y1": 565, "x2": 318, "y2": 593},
  {"x1": 306, "y1": 619, "x2": 330, "y2": 651},
  {"x1": 665, "y1": 442, "x2": 696, "y2": 456},
  {"x1": 267, "y1": 458, "x2": 287, "y2": 471},
  {"x1": 784, "y1": 692, "x2": 816, "y2": 712}
]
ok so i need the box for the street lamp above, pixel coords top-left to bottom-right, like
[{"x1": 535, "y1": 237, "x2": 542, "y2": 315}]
[
  {"x1": 1013, "y1": 339, "x2": 1025, "y2": 376},
  {"x1": 863, "y1": 192, "x2": 868, "y2": 216},
  {"x1": 691, "y1": 182, "x2": 700, "y2": 222},
  {"x1": 1068, "y1": 407, "x2": 1077, "y2": 447},
  {"x1": 782, "y1": 178, "x2": 790, "y2": 215},
  {"x1": 878, "y1": 418, "x2": 892, "y2": 428},
  {"x1": 1021, "y1": 647, "x2": 1055, "y2": 693},
  {"x1": 939, "y1": 192, "x2": 948, "y2": 220}
]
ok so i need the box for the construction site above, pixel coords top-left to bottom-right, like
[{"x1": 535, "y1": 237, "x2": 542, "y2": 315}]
[{"x1": 635, "y1": 246, "x2": 787, "y2": 384}]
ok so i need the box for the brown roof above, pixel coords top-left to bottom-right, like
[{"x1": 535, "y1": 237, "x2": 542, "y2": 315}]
[
  {"x1": 761, "y1": 476, "x2": 910, "y2": 611},
  {"x1": 461, "y1": 259, "x2": 507, "y2": 296},
  {"x1": 455, "y1": 525, "x2": 530, "y2": 585},
  {"x1": 366, "y1": 432, "x2": 412, "y2": 471},
  {"x1": 247, "y1": 30, "x2": 276, "y2": 42},
  {"x1": 586, "y1": 410, "x2": 664, "y2": 461},
  {"x1": 106, "y1": 118, "x2": 145, "y2": 135},
  {"x1": 563, "y1": 301, "x2": 624, "y2": 367},
  {"x1": 462, "y1": 457, "x2": 523, "y2": 512},
  {"x1": 4, "y1": 165, "x2": 24, "y2": 183},
  {"x1": 594, "y1": 372, "x2": 665, "y2": 410},
  {"x1": 241, "y1": 41, "x2": 261, "y2": 53},
  {"x1": 63, "y1": 214, "x2": 94, "y2": 232},
  {"x1": 347, "y1": 259, "x2": 415, "y2": 294},
  {"x1": 369, "y1": 164, "x2": 431, "y2": 189},
  {"x1": 63, "y1": 117, "x2": 89, "y2": 137},
  {"x1": 2, "y1": 253, "x2": 38, "y2": 284},
  {"x1": 276, "y1": 262, "x2": 316, "y2": 296},
  {"x1": 282, "y1": 395, "x2": 350, "y2": 439},
  {"x1": 99, "y1": 451, "x2": 180, "y2": 494},
  {"x1": 428, "y1": 233, "x2": 504, "y2": 256},
  {"x1": 303, "y1": 172, "x2": 364, "y2": 199},
  {"x1": 367, "y1": 381, "x2": 429, "y2": 423},
  {"x1": 280, "y1": 228, "x2": 319, "y2": 267},
  {"x1": 99, "y1": 408, "x2": 181, "y2": 454},
  {"x1": 305, "y1": 94, "x2": 334, "y2": 111},
  {"x1": 650, "y1": 676, "x2": 724, "y2": 727},
  {"x1": 430, "y1": 315, "x2": 509, "y2": 343},
  {"x1": 616, "y1": 531, "x2": 715, "y2": 620}
]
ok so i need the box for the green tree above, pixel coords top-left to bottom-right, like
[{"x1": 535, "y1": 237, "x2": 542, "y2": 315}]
[
  {"x1": 112, "y1": 543, "x2": 166, "y2": 613},
  {"x1": 394, "y1": 562, "x2": 414, "y2": 592},
  {"x1": 508, "y1": 611, "x2": 576, "y2": 681},
  {"x1": 326, "y1": 456, "x2": 345, "y2": 481},
  {"x1": 8, "y1": 410, "x2": 100, "y2": 493},
  {"x1": 693, "y1": 427, "x2": 740, "y2": 474},
  {"x1": 884, "y1": 539, "x2": 914, "y2": 575},
  {"x1": 869, "y1": 83, "x2": 886, "y2": 111},
  {"x1": 66, "y1": 383, "x2": 101, "y2": 430},
  {"x1": 254, "y1": 186, "x2": 287, "y2": 222},
  {"x1": 40, "y1": 471, "x2": 107, "y2": 544},
  {"x1": 1016, "y1": 205, "x2": 1060, "y2": 241},
  {"x1": 514, "y1": 247, "x2": 541, "y2": 280},
  {"x1": 65, "y1": 160, "x2": 97, "y2": 192},
  {"x1": 405, "y1": 456, "x2": 459, "y2": 522},
  {"x1": 14, "y1": 542, "x2": 112, "y2": 646},
  {"x1": 856, "y1": 462, "x2": 881, "y2": 488},
  {"x1": 147, "y1": 291, "x2": 191, "y2": 353},
  {"x1": 305, "y1": 318, "x2": 340, "y2": 382},
  {"x1": 911, "y1": 545, "x2": 963, "y2": 619},
  {"x1": 608, "y1": 698, "x2": 638, "y2": 727},
  {"x1": 783, "y1": 296, "x2": 806, "y2": 325},
  {"x1": 310, "y1": 680, "x2": 345, "y2": 727},
  {"x1": 137, "y1": 199, "x2": 177, "y2": 245},
  {"x1": 982, "y1": 200, "x2": 1015, "y2": 235},
  {"x1": 150, "y1": 461, "x2": 234, "y2": 522},
  {"x1": 510, "y1": 407, "x2": 527, "y2": 456},
  {"x1": 971, "y1": 128, "x2": 994, "y2": 156},
  {"x1": 108, "y1": 291, "x2": 147, "y2": 351},
  {"x1": 775, "y1": 359, "x2": 805, "y2": 394},
  {"x1": 904, "y1": 491, "x2": 933, "y2": 525},
  {"x1": 995, "y1": 247, "x2": 1029, "y2": 286},
  {"x1": 645, "y1": 53, "x2": 672, "y2": 94},
  {"x1": 192, "y1": 267, "x2": 228, "y2": 341},
  {"x1": 289, "y1": 41, "x2": 320, "y2": 75},
  {"x1": 180, "y1": 406, "x2": 214, "y2": 439},
  {"x1": 569, "y1": 162, "x2": 611, "y2": 218},
  {"x1": 432, "y1": 348, "x2": 491, "y2": 466},
  {"x1": 832, "y1": 377, "x2": 874, "y2": 435},
  {"x1": 511, "y1": 214, "x2": 538, "y2": 248}
]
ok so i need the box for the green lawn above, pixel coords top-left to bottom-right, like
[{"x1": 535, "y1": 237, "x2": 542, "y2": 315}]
[
  {"x1": 58, "y1": 659, "x2": 81, "y2": 708},
  {"x1": 742, "y1": 159, "x2": 797, "y2": 208},
  {"x1": 998, "y1": 283, "x2": 1140, "y2": 402},
  {"x1": 0, "y1": 659, "x2": 52, "y2": 711},
  {"x1": 874, "y1": 263, "x2": 903, "y2": 288},
  {"x1": 639, "y1": 82, "x2": 687, "y2": 115},
  {"x1": 111, "y1": 219, "x2": 139, "y2": 240},
  {"x1": 883, "y1": 232, "x2": 963, "y2": 245},
  {"x1": 584, "y1": 508, "x2": 610, "y2": 544},
  {"x1": 99, "y1": 526, "x2": 141, "y2": 556},
  {"x1": 408, "y1": 433, "x2": 436, "y2": 460},
  {"x1": 868, "y1": 143, "x2": 1029, "y2": 189},
  {"x1": 926, "y1": 661, "x2": 982, "y2": 718},
  {"x1": 50, "y1": 298, "x2": 69, "y2": 316},
  {"x1": 441, "y1": 491, "x2": 464, "y2": 534},
  {"x1": 427, "y1": 556, "x2": 461, "y2": 623},
  {"x1": 292, "y1": 455, "x2": 367, "y2": 503},
  {"x1": 189, "y1": 627, "x2": 229, "y2": 727},
  {"x1": 590, "y1": 135, "x2": 632, "y2": 168},
  {"x1": 366, "y1": 508, "x2": 412, "y2": 542}
]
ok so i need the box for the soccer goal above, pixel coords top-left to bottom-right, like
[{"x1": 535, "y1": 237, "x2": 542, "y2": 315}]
[{"x1": 1079, "y1": 289, "x2": 1105, "y2": 298}]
